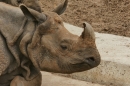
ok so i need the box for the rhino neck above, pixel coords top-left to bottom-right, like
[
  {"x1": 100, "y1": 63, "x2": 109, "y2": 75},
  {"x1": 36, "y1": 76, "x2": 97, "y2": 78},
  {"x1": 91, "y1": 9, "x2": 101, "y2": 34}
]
[
  {"x1": 0, "y1": 2, "x2": 25, "y2": 43},
  {"x1": 0, "y1": 2, "x2": 37, "y2": 74}
]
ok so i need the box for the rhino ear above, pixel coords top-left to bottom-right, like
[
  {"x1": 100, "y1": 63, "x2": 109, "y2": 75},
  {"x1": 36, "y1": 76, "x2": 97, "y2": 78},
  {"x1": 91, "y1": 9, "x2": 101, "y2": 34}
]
[
  {"x1": 20, "y1": 4, "x2": 46, "y2": 22},
  {"x1": 20, "y1": 4, "x2": 36, "y2": 21},
  {"x1": 53, "y1": 0, "x2": 68, "y2": 15}
]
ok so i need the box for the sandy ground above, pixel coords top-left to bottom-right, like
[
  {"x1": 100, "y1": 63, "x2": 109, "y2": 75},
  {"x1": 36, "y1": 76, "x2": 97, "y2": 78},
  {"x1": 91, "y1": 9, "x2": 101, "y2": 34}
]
[{"x1": 40, "y1": 0, "x2": 130, "y2": 37}]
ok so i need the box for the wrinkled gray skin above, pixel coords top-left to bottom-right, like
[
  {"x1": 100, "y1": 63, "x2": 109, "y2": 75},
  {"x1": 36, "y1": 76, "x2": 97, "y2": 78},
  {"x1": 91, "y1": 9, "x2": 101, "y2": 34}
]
[
  {"x1": 0, "y1": 0, "x2": 101, "y2": 86},
  {"x1": 0, "y1": 0, "x2": 42, "y2": 12}
]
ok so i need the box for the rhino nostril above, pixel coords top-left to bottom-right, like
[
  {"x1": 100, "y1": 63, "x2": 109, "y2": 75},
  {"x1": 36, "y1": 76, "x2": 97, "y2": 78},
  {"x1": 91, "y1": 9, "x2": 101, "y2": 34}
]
[{"x1": 86, "y1": 57, "x2": 95, "y2": 62}]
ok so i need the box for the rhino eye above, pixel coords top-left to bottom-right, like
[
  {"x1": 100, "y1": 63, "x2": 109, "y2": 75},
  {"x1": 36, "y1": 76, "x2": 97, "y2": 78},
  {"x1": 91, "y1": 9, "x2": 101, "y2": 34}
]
[{"x1": 60, "y1": 44, "x2": 67, "y2": 50}]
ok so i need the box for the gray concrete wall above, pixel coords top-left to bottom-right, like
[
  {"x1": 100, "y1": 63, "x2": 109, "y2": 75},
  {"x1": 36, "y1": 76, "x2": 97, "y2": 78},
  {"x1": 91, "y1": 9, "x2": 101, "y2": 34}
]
[{"x1": 41, "y1": 72, "x2": 104, "y2": 86}]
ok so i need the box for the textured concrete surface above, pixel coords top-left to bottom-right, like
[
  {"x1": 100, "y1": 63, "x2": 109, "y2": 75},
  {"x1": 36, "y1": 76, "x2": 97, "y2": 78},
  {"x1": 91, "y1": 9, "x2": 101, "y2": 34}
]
[
  {"x1": 41, "y1": 72, "x2": 104, "y2": 86},
  {"x1": 56, "y1": 23, "x2": 130, "y2": 86}
]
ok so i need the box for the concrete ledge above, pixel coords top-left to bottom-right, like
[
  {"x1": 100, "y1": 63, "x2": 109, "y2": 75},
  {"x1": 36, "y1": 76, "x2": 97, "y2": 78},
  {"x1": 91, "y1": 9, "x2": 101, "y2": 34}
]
[
  {"x1": 41, "y1": 72, "x2": 104, "y2": 86},
  {"x1": 55, "y1": 23, "x2": 130, "y2": 86}
]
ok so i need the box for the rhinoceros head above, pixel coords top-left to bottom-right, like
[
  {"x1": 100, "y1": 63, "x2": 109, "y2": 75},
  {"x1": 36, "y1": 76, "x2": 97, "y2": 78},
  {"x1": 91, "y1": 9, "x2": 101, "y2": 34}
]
[{"x1": 20, "y1": 0, "x2": 100, "y2": 74}]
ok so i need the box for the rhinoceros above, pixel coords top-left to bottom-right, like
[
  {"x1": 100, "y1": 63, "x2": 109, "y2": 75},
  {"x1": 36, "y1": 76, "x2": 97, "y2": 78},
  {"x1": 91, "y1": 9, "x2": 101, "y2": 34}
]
[
  {"x1": 0, "y1": 0, "x2": 42, "y2": 12},
  {"x1": 0, "y1": 0, "x2": 101, "y2": 86}
]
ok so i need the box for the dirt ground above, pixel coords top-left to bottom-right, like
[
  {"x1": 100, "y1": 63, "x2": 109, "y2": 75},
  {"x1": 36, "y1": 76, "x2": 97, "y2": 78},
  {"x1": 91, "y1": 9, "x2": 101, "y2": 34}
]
[{"x1": 40, "y1": 0, "x2": 130, "y2": 37}]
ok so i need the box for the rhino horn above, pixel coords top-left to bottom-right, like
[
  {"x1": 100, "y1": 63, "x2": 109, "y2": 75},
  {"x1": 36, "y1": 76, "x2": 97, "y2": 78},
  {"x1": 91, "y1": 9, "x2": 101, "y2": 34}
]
[
  {"x1": 20, "y1": 4, "x2": 46, "y2": 22},
  {"x1": 81, "y1": 22, "x2": 95, "y2": 40},
  {"x1": 53, "y1": 0, "x2": 68, "y2": 15}
]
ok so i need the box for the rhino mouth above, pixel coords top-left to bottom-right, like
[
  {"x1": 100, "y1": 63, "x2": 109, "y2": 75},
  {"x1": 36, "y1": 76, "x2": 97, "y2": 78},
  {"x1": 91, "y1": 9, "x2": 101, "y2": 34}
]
[
  {"x1": 71, "y1": 56, "x2": 100, "y2": 70},
  {"x1": 60, "y1": 62, "x2": 92, "y2": 73},
  {"x1": 71, "y1": 61, "x2": 92, "y2": 70},
  {"x1": 72, "y1": 62, "x2": 91, "y2": 67}
]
